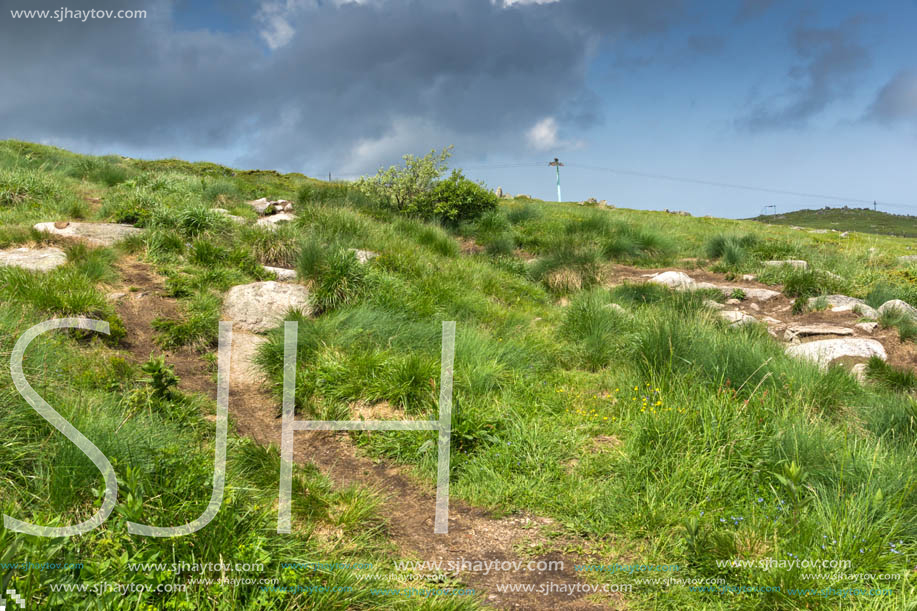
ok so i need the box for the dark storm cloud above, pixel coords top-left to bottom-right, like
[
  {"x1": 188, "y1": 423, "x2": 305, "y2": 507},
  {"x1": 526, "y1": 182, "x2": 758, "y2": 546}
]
[
  {"x1": 738, "y1": 16, "x2": 870, "y2": 130},
  {"x1": 735, "y1": 0, "x2": 779, "y2": 22},
  {"x1": 0, "y1": 0, "x2": 684, "y2": 172},
  {"x1": 867, "y1": 69, "x2": 917, "y2": 124}
]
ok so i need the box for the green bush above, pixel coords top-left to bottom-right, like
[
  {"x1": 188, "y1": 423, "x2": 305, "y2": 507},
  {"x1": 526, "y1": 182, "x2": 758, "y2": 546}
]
[
  {"x1": 355, "y1": 146, "x2": 452, "y2": 211},
  {"x1": 422, "y1": 169, "x2": 498, "y2": 223}
]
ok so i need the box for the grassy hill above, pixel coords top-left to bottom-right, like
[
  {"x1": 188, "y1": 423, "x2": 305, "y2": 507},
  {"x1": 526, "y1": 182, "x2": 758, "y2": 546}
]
[
  {"x1": 750, "y1": 206, "x2": 917, "y2": 238},
  {"x1": 1, "y1": 140, "x2": 916, "y2": 610}
]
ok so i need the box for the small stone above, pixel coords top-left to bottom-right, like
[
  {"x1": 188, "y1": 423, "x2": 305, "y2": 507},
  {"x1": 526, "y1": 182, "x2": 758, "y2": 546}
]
[
  {"x1": 349, "y1": 248, "x2": 379, "y2": 264},
  {"x1": 741, "y1": 274, "x2": 757, "y2": 282},
  {"x1": 648, "y1": 271, "x2": 695, "y2": 290},
  {"x1": 255, "y1": 213, "x2": 296, "y2": 230},
  {"x1": 703, "y1": 299, "x2": 725, "y2": 310},
  {"x1": 855, "y1": 322, "x2": 878, "y2": 334},
  {"x1": 726, "y1": 298, "x2": 741, "y2": 305},
  {"x1": 263, "y1": 266, "x2": 297, "y2": 281},
  {"x1": 749, "y1": 303, "x2": 761, "y2": 311},
  {"x1": 764, "y1": 259, "x2": 808, "y2": 270},
  {"x1": 719, "y1": 310, "x2": 756, "y2": 326}
]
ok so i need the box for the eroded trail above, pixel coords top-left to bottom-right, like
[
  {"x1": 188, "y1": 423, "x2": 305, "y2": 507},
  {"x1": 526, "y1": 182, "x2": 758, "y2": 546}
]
[{"x1": 112, "y1": 259, "x2": 620, "y2": 611}]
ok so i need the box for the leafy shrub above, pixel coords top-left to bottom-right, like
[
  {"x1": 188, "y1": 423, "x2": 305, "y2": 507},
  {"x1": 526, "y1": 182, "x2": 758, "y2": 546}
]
[
  {"x1": 355, "y1": 147, "x2": 452, "y2": 211},
  {"x1": 421, "y1": 170, "x2": 498, "y2": 223},
  {"x1": 140, "y1": 355, "x2": 180, "y2": 399}
]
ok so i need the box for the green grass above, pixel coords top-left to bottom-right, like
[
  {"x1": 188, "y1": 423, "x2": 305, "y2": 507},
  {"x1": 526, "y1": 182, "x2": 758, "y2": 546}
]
[{"x1": 4, "y1": 139, "x2": 917, "y2": 610}]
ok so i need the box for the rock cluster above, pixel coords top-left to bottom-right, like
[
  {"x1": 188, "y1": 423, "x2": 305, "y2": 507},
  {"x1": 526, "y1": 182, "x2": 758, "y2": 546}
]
[{"x1": 247, "y1": 198, "x2": 294, "y2": 216}]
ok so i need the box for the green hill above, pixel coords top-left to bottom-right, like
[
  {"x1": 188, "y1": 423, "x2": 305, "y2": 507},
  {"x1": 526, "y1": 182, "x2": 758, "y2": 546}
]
[
  {"x1": 2, "y1": 140, "x2": 916, "y2": 610},
  {"x1": 750, "y1": 206, "x2": 917, "y2": 237}
]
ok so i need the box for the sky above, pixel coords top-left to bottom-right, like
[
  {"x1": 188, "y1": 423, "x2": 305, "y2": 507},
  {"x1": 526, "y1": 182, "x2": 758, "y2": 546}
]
[{"x1": 1, "y1": 0, "x2": 916, "y2": 218}]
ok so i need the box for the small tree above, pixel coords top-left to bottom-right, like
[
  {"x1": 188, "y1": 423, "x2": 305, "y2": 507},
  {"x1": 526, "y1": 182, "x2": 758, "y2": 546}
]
[{"x1": 356, "y1": 146, "x2": 453, "y2": 211}]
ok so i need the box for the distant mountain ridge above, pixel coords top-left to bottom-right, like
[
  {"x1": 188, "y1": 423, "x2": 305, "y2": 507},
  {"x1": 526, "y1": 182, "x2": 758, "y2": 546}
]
[{"x1": 749, "y1": 207, "x2": 917, "y2": 238}]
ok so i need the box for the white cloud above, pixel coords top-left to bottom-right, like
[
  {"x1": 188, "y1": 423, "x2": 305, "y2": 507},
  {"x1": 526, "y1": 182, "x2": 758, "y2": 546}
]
[{"x1": 527, "y1": 117, "x2": 559, "y2": 150}]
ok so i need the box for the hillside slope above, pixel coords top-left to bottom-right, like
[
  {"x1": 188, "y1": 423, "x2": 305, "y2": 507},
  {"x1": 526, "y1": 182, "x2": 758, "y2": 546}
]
[
  {"x1": 1, "y1": 140, "x2": 916, "y2": 610},
  {"x1": 750, "y1": 206, "x2": 917, "y2": 237}
]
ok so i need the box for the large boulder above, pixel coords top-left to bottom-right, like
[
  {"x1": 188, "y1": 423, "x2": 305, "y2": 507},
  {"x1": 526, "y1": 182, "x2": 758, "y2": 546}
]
[
  {"x1": 0, "y1": 246, "x2": 67, "y2": 272},
  {"x1": 877, "y1": 299, "x2": 917, "y2": 320},
  {"x1": 785, "y1": 338, "x2": 886, "y2": 371},
  {"x1": 222, "y1": 281, "x2": 311, "y2": 333},
  {"x1": 33, "y1": 221, "x2": 142, "y2": 246},
  {"x1": 648, "y1": 271, "x2": 695, "y2": 290},
  {"x1": 808, "y1": 295, "x2": 878, "y2": 319}
]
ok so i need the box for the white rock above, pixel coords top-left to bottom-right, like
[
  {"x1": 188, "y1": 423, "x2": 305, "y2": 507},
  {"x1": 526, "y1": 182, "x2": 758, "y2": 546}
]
[
  {"x1": 877, "y1": 299, "x2": 917, "y2": 320},
  {"x1": 0, "y1": 246, "x2": 67, "y2": 272},
  {"x1": 719, "y1": 310, "x2": 757, "y2": 327},
  {"x1": 648, "y1": 271, "x2": 695, "y2": 290},
  {"x1": 764, "y1": 259, "x2": 808, "y2": 270},
  {"x1": 840, "y1": 232, "x2": 849, "y2": 238},
  {"x1": 703, "y1": 299, "x2": 725, "y2": 310},
  {"x1": 741, "y1": 274, "x2": 757, "y2": 282},
  {"x1": 785, "y1": 338, "x2": 886, "y2": 370},
  {"x1": 855, "y1": 322, "x2": 878, "y2": 334},
  {"x1": 851, "y1": 363, "x2": 867, "y2": 383},
  {"x1": 247, "y1": 197, "x2": 275, "y2": 215},
  {"x1": 33, "y1": 221, "x2": 142, "y2": 246},
  {"x1": 349, "y1": 248, "x2": 379, "y2": 264},
  {"x1": 223, "y1": 281, "x2": 311, "y2": 333},
  {"x1": 264, "y1": 266, "x2": 297, "y2": 281},
  {"x1": 749, "y1": 303, "x2": 761, "y2": 312},
  {"x1": 213, "y1": 208, "x2": 246, "y2": 223},
  {"x1": 783, "y1": 324, "x2": 854, "y2": 342},
  {"x1": 726, "y1": 298, "x2": 741, "y2": 305},
  {"x1": 255, "y1": 213, "x2": 296, "y2": 230},
  {"x1": 807, "y1": 295, "x2": 878, "y2": 319}
]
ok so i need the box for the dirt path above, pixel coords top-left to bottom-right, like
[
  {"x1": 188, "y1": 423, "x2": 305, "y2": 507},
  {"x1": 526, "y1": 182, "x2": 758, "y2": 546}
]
[{"x1": 111, "y1": 258, "x2": 622, "y2": 611}]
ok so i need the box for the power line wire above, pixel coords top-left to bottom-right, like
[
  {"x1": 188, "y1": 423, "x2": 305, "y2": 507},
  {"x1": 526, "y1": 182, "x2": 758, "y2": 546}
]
[{"x1": 564, "y1": 163, "x2": 917, "y2": 211}]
